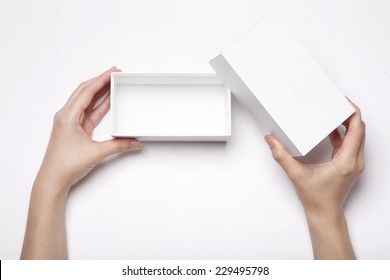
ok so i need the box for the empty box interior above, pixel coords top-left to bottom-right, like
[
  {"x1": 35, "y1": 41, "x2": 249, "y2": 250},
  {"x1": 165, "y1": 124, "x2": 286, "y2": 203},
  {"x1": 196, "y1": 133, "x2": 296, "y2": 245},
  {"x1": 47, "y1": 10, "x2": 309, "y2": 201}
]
[{"x1": 111, "y1": 74, "x2": 231, "y2": 141}]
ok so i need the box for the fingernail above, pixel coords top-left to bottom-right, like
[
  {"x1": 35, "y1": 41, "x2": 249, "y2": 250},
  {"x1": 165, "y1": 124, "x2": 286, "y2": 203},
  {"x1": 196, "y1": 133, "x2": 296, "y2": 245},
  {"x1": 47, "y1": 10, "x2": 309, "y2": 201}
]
[
  {"x1": 130, "y1": 141, "x2": 142, "y2": 150},
  {"x1": 265, "y1": 135, "x2": 275, "y2": 148}
]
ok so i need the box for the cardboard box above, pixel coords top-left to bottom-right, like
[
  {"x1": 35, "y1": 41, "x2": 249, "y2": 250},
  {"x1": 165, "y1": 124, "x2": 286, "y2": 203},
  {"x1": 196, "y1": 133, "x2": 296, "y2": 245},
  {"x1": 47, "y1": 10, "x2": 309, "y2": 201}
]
[
  {"x1": 210, "y1": 12, "x2": 355, "y2": 156},
  {"x1": 111, "y1": 73, "x2": 231, "y2": 141}
]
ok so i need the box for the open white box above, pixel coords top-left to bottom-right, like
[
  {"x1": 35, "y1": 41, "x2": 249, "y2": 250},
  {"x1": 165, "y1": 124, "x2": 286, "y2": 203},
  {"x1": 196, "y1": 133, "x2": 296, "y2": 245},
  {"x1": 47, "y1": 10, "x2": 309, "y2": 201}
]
[
  {"x1": 111, "y1": 73, "x2": 231, "y2": 141},
  {"x1": 210, "y1": 12, "x2": 355, "y2": 156}
]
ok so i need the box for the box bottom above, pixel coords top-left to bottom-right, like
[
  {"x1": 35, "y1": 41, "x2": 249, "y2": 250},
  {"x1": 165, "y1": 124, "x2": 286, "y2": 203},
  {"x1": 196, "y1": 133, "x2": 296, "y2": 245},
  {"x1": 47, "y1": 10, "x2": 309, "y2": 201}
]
[{"x1": 112, "y1": 82, "x2": 230, "y2": 141}]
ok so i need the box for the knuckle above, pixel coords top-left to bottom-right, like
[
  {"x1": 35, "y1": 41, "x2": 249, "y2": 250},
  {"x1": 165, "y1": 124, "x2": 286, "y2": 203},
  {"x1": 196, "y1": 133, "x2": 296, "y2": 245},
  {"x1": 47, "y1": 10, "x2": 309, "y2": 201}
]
[
  {"x1": 53, "y1": 109, "x2": 71, "y2": 126},
  {"x1": 340, "y1": 161, "x2": 356, "y2": 177},
  {"x1": 76, "y1": 80, "x2": 89, "y2": 91},
  {"x1": 115, "y1": 140, "x2": 129, "y2": 153},
  {"x1": 53, "y1": 110, "x2": 63, "y2": 124},
  {"x1": 351, "y1": 121, "x2": 365, "y2": 136},
  {"x1": 288, "y1": 169, "x2": 303, "y2": 182},
  {"x1": 82, "y1": 87, "x2": 93, "y2": 97},
  {"x1": 357, "y1": 161, "x2": 365, "y2": 174},
  {"x1": 357, "y1": 124, "x2": 364, "y2": 135},
  {"x1": 354, "y1": 105, "x2": 361, "y2": 116},
  {"x1": 79, "y1": 81, "x2": 88, "y2": 88},
  {"x1": 272, "y1": 149, "x2": 283, "y2": 163},
  {"x1": 361, "y1": 121, "x2": 366, "y2": 131},
  {"x1": 340, "y1": 159, "x2": 365, "y2": 177}
]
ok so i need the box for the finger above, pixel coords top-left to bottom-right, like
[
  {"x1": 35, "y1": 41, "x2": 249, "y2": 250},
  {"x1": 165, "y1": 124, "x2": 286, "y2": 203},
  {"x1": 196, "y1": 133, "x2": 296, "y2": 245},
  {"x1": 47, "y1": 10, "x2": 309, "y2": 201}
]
[
  {"x1": 357, "y1": 121, "x2": 366, "y2": 166},
  {"x1": 69, "y1": 66, "x2": 118, "y2": 116},
  {"x1": 86, "y1": 68, "x2": 121, "y2": 116},
  {"x1": 90, "y1": 91, "x2": 110, "y2": 124},
  {"x1": 65, "y1": 76, "x2": 97, "y2": 108},
  {"x1": 80, "y1": 84, "x2": 109, "y2": 126},
  {"x1": 329, "y1": 128, "x2": 343, "y2": 148},
  {"x1": 65, "y1": 67, "x2": 121, "y2": 109},
  {"x1": 84, "y1": 83, "x2": 110, "y2": 116},
  {"x1": 96, "y1": 138, "x2": 142, "y2": 161},
  {"x1": 83, "y1": 92, "x2": 111, "y2": 134},
  {"x1": 82, "y1": 70, "x2": 118, "y2": 124},
  {"x1": 265, "y1": 135, "x2": 304, "y2": 180},
  {"x1": 329, "y1": 128, "x2": 343, "y2": 158},
  {"x1": 339, "y1": 99, "x2": 365, "y2": 159}
]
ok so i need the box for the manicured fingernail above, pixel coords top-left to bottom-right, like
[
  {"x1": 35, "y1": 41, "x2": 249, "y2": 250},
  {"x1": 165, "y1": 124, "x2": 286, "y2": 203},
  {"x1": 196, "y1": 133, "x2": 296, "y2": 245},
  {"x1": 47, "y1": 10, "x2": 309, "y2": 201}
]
[
  {"x1": 130, "y1": 141, "x2": 142, "y2": 150},
  {"x1": 265, "y1": 135, "x2": 274, "y2": 148}
]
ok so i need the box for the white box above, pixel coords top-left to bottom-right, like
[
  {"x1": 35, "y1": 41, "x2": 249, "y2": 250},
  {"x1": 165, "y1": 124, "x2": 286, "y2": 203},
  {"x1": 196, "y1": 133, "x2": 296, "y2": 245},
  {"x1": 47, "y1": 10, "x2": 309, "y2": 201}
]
[
  {"x1": 210, "y1": 13, "x2": 355, "y2": 156},
  {"x1": 111, "y1": 73, "x2": 231, "y2": 141}
]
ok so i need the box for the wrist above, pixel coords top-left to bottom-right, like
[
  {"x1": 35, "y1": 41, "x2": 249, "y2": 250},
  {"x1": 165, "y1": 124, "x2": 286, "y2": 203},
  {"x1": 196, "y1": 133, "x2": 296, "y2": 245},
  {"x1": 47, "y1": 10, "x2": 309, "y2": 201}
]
[
  {"x1": 305, "y1": 208, "x2": 345, "y2": 229},
  {"x1": 304, "y1": 210, "x2": 355, "y2": 259},
  {"x1": 33, "y1": 172, "x2": 71, "y2": 201}
]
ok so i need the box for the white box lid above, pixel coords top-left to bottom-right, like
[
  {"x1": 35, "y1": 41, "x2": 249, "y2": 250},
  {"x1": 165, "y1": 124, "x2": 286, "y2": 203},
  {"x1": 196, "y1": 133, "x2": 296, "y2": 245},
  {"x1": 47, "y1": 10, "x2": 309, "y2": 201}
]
[{"x1": 210, "y1": 12, "x2": 355, "y2": 156}]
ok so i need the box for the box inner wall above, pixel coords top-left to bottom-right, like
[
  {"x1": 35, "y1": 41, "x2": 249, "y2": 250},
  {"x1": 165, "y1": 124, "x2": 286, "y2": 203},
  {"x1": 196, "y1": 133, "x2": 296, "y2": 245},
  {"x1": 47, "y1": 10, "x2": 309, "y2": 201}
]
[{"x1": 114, "y1": 84, "x2": 229, "y2": 135}]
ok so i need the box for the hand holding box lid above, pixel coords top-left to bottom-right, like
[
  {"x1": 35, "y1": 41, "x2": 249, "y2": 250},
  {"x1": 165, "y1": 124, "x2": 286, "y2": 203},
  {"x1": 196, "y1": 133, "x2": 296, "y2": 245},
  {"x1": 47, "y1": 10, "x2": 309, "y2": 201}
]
[{"x1": 210, "y1": 12, "x2": 355, "y2": 156}]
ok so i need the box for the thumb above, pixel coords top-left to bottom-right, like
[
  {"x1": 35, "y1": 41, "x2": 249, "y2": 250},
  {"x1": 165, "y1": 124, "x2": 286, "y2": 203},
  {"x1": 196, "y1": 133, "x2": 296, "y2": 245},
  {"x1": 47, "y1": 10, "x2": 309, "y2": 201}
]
[
  {"x1": 264, "y1": 135, "x2": 303, "y2": 178},
  {"x1": 96, "y1": 138, "x2": 142, "y2": 160}
]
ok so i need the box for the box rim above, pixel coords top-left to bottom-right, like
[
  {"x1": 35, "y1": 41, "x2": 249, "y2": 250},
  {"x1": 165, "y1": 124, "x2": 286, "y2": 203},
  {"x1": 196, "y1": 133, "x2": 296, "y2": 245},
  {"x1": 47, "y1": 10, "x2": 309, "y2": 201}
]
[{"x1": 110, "y1": 73, "x2": 231, "y2": 140}]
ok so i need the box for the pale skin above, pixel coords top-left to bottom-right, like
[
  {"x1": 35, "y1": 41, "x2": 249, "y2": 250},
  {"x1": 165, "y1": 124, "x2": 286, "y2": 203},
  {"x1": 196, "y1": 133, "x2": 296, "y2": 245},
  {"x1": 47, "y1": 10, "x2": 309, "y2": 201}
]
[
  {"x1": 265, "y1": 100, "x2": 365, "y2": 259},
  {"x1": 21, "y1": 67, "x2": 141, "y2": 259},
  {"x1": 21, "y1": 67, "x2": 365, "y2": 259}
]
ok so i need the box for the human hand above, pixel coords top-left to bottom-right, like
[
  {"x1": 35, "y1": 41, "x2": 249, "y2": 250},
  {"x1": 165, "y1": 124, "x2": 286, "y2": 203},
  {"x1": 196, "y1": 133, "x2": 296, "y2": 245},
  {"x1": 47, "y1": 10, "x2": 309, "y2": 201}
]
[
  {"x1": 22, "y1": 67, "x2": 142, "y2": 259},
  {"x1": 265, "y1": 100, "x2": 365, "y2": 219},
  {"x1": 35, "y1": 67, "x2": 141, "y2": 193},
  {"x1": 264, "y1": 99, "x2": 365, "y2": 259}
]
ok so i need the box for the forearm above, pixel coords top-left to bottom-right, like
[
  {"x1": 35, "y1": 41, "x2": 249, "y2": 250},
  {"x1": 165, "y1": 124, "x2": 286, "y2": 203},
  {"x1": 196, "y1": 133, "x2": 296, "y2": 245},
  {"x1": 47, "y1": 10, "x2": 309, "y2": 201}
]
[
  {"x1": 305, "y1": 211, "x2": 355, "y2": 260},
  {"x1": 20, "y1": 67, "x2": 137, "y2": 259},
  {"x1": 21, "y1": 175, "x2": 70, "y2": 260}
]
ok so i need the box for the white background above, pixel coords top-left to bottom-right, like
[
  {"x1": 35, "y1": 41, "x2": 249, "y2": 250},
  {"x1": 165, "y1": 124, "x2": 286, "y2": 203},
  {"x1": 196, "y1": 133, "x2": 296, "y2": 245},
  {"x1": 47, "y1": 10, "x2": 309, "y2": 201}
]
[{"x1": 0, "y1": 0, "x2": 389, "y2": 259}]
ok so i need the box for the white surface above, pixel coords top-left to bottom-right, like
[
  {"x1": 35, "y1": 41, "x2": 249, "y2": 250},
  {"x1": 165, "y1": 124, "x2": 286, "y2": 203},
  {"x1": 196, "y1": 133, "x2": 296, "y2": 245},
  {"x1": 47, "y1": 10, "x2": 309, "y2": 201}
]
[
  {"x1": 211, "y1": 13, "x2": 355, "y2": 156},
  {"x1": 111, "y1": 74, "x2": 230, "y2": 140},
  {"x1": 0, "y1": 0, "x2": 389, "y2": 259}
]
